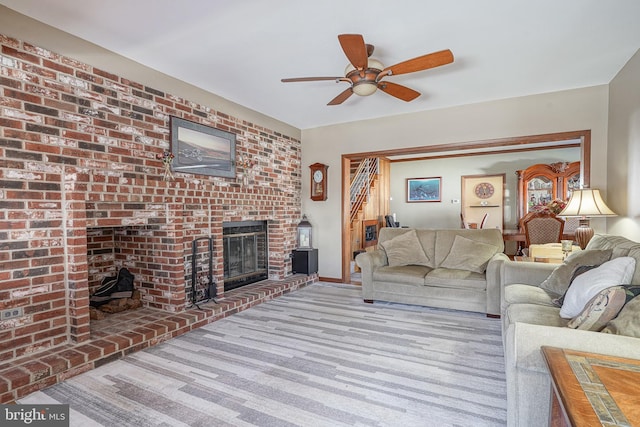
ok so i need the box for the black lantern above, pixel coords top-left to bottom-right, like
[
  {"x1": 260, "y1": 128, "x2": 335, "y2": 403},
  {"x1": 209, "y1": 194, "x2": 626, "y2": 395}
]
[{"x1": 297, "y1": 215, "x2": 313, "y2": 250}]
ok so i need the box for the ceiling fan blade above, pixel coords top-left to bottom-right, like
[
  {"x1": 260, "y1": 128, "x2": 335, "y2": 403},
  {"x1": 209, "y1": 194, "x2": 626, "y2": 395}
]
[
  {"x1": 281, "y1": 76, "x2": 342, "y2": 83},
  {"x1": 379, "y1": 49, "x2": 454, "y2": 79},
  {"x1": 327, "y1": 88, "x2": 353, "y2": 105},
  {"x1": 338, "y1": 34, "x2": 368, "y2": 70},
  {"x1": 378, "y1": 81, "x2": 421, "y2": 102}
]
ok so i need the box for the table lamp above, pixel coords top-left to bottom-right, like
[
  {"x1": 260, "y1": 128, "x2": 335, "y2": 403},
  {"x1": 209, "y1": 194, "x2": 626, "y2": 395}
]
[{"x1": 558, "y1": 188, "x2": 617, "y2": 249}]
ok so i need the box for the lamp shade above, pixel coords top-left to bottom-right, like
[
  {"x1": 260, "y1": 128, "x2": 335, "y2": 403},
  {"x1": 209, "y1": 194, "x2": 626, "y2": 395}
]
[
  {"x1": 558, "y1": 189, "x2": 617, "y2": 217},
  {"x1": 558, "y1": 188, "x2": 616, "y2": 249}
]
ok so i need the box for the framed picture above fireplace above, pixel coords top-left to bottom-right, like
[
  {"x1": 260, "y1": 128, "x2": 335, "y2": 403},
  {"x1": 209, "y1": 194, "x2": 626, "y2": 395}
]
[{"x1": 170, "y1": 116, "x2": 236, "y2": 178}]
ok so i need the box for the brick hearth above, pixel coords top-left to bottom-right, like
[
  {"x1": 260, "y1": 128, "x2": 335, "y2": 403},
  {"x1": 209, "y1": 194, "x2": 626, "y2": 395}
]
[{"x1": 0, "y1": 275, "x2": 317, "y2": 403}]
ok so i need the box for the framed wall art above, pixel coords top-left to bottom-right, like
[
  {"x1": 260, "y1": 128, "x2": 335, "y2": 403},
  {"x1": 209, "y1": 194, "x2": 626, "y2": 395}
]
[
  {"x1": 170, "y1": 116, "x2": 236, "y2": 178},
  {"x1": 406, "y1": 177, "x2": 442, "y2": 203}
]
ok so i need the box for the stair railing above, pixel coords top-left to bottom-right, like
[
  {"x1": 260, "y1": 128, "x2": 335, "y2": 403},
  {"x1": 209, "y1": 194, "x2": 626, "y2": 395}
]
[{"x1": 349, "y1": 157, "x2": 379, "y2": 222}]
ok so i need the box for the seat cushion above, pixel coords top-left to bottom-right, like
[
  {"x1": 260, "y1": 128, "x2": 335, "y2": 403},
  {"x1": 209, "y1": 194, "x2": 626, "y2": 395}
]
[
  {"x1": 373, "y1": 265, "x2": 431, "y2": 285},
  {"x1": 504, "y1": 303, "x2": 568, "y2": 329},
  {"x1": 504, "y1": 284, "x2": 557, "y2": 308},
  {"x1": 424, "y1": 268, "x2": 486, "y2": 290}
]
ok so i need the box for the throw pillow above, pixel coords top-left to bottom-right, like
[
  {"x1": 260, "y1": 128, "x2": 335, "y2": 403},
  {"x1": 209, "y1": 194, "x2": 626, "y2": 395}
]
[
  {"x1": 559, "y1": 257, "x2": 636, "y2": 319},
  {"x1": 379, "y1": 229, "x2": 430, "y2": 267},
  {"x1": 439, "y1": 235, "x2": 498, "y2": 273},
  {"x1": 567, "y1": 286, "x2": 628, "y2": 331},
  {"x1": 601, "y1": 294, "x2": 640, "y2": 337},
  {"x1": 539, "y1": 249, "x2": 613, "y2": 296},
  {"x1": 552, "y1": 264, "x2": 599, "y2": 307}
]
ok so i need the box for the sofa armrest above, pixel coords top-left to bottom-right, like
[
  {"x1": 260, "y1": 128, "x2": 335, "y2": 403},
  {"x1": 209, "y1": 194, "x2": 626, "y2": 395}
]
[
  {"x1": 504, "y1": 322, "x2": 640, "y2": 426},
  {"x1": 355, "y1": 249, "x2": 387, "y2": 299},
  {"x1": 486, "y1": 253, "x2": 510, "y2": 316},
  {"x1": 501, "y1": 259, "x2": 556, "y2": 287},
  {"x1": 506, "y1": 322, "x2": 640, "y2": 373}
]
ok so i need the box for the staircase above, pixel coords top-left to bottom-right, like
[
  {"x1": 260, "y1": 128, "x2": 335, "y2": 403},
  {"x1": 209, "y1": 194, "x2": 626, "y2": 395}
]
[{"x1": 350, "y1": 157, "x2": 379, "y2": 222}]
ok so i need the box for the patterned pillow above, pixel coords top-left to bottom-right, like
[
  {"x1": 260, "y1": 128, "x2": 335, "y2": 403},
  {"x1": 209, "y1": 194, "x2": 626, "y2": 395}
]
[
  {"x1": 559, "y1": 257, "x2": 636, "y2": 319},
  {"x1": 379, "y1": 229, "x2": 430, "y2": 267},
  {"x1": 567, "y1": 286, "x2": 628, "y2": 331},
  {"x1": 601, "y1": 294, "x2": 640, "y2": 337}
]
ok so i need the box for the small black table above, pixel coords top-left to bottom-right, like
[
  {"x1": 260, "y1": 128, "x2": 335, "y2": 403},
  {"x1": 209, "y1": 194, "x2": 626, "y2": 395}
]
[{"x1": 292, "y1": 249, "x2": 318, "y2": 274}]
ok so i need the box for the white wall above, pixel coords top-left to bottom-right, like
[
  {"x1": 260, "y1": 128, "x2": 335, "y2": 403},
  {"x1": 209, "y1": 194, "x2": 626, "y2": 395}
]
[
  {"x1": 607, "y1": 49, "x2": 640, "y2": 241},
  {"x1": 389, "y1": 148, "x2": 580, "y2": 230},
  {"x1": 302, "y1": 86, "x2": 609, "y2": 279}
]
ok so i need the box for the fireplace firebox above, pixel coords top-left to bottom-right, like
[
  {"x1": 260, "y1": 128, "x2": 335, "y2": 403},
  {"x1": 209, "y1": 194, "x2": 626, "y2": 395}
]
[{"x1": 223, "y1": 221, "x2": 268, "y2": 291}]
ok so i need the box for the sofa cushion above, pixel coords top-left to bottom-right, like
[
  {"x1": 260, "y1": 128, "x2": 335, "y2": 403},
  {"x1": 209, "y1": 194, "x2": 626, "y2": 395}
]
[
  {"x1": 586, "y1": 234, "x2": 640, "y2": 284},
  {"x1": 433, "y1": 229, "x2": 503, "y2": 266},
  {"x1": 373, "y1": 265, "x2": 431, "y2": 285},
  {"x1": 504, "y1": 284, "x2": 557, "y2": 308},
  {"x1": 567, "y1": 286, "x2": 629, "y2": 331},
  {"x1": 505, "y1": 303, "x2": 569, "y2": 328},
  {"x1": 539, "y1": 249, "x2": 613, "y2": 296},
  {"x1": 424, "y1": 268, "x2": 486, "y2": 290},
  {"x1": 601, "y1": 295, "x2": 640, "y2": 337},
  {"x1": 559, "y1": 257, "x2": 636, "y2": 319},
  {"x1": 379, "y1": 229, "x2": 430, "y2": 267},
  {"x1": 439, "y1": 235, "x2": 498, "y2": 273},
  {"x1": 414, "y1": 230, "x2": 437, "y2": 268}
]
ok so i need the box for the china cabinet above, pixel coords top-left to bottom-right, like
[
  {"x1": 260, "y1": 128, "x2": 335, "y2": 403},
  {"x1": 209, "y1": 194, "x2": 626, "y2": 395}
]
[{"x1": 516, "y1": 162, "x2": 580, "y2": 220}]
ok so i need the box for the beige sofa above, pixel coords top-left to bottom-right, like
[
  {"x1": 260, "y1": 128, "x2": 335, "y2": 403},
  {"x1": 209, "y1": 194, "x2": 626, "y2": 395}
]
[
  {"x1": 356, "y1": 228, "x2": 508, "y2": 316},
  {"x1": 501, "y1": 234, "x2": 640, "y2": 427}
]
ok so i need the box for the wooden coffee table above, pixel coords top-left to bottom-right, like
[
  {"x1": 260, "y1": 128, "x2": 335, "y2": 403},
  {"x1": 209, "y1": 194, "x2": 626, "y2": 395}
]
[{"x1": 541, "y1": 346, "x2": 640, "y2": 427}]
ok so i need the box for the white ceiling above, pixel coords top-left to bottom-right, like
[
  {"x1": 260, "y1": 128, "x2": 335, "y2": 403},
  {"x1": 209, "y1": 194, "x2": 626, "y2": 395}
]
[{"x1": 2, "y1": 0, "x2": 640, "y2": 130}]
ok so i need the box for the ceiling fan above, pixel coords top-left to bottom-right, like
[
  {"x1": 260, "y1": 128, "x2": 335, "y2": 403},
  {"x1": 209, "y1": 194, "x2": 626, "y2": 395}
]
[{"x1": 281, "y1": 34, "x2": 454, "y2": 106}]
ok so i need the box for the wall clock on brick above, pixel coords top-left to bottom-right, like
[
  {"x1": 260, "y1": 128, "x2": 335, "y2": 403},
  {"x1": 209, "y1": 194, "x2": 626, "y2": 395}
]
[{"x1": 310, "y1": 163, "x2": 328, "y2": 201}]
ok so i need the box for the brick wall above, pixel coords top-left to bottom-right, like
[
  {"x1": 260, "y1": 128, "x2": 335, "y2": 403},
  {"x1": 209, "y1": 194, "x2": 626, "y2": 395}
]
[{"x1": 0, "y1": 34, "x2": 302, "y2": 363}]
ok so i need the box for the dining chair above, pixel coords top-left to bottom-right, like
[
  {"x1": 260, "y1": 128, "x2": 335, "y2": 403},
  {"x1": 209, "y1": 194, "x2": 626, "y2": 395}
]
[
  {"x1": 460, "y1": 213, "x2": 470, "y2": 229},
  {"x1": 522, "y1": 212, "x2": 565, "y2": 248},
  {"x1": 480, "y1": 213, "x2": 489, "y2": 229}
]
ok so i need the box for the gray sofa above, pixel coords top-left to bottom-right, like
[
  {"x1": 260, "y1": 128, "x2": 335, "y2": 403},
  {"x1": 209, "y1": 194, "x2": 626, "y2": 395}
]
[
  {"x1": 356, "y1": 228, "x2": 508, "y2": 316},
  {"x1": 501, "y1": 234, "x2": 640, "y2": 427}
]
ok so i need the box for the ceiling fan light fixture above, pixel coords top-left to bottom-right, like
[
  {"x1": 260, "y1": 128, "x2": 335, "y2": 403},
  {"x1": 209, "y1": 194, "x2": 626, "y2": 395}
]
[
  {"x1": 281, "y1": 34, "x2": 453, "y2": 105},
  {"x1": 352, "y1": 81, "x2": 378, "y2": 96}
]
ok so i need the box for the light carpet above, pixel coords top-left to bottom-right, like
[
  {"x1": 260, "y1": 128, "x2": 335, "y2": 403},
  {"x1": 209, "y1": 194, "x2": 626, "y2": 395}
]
[{"x1": 19, "y1": 283, "x2": 507, "y2": 426}]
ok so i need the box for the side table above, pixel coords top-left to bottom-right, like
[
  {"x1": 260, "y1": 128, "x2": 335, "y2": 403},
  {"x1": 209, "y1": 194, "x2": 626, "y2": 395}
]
[
  {"x1": 541, "y1": 346, "x2": 640, "y2": 427},
  {"x1": 292, "y1": 249, "x2": 318, "y2": 275}
]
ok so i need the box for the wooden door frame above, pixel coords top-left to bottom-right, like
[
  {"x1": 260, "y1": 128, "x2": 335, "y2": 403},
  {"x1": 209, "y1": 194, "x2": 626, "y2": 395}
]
[{"x1": 341, "y1": 130, "x2": 591, "y2": 284}]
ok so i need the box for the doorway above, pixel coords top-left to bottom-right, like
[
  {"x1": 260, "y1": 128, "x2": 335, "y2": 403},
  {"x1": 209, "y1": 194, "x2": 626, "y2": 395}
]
[{"x1": 341, "y1": 130, "x2": 591, "y2": 284}]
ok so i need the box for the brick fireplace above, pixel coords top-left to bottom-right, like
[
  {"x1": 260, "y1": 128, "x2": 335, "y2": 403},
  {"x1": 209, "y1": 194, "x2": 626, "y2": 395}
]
[{"x1": 0, "y1": 34, "x2": 313, "y2": 401}]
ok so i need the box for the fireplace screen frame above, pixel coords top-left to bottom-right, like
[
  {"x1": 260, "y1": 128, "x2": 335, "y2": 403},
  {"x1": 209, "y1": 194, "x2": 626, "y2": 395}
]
[{"x1": 223, "y1": 221, "x2": 268, "y2": 291}]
